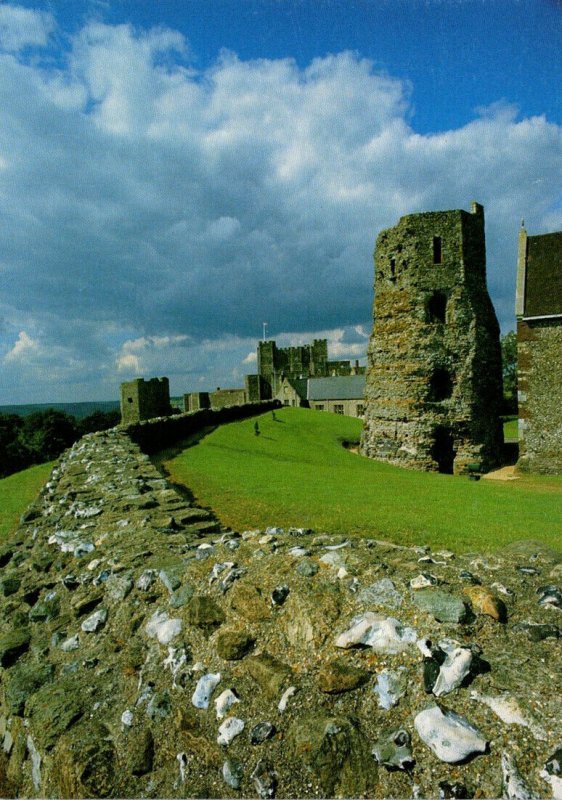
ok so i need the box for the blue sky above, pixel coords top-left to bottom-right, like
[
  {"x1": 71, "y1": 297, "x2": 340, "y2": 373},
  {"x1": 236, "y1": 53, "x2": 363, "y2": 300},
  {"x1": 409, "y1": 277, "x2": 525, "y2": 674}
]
[{"x1": 0, "y1": 0, "x2": 561, "y2": 402}]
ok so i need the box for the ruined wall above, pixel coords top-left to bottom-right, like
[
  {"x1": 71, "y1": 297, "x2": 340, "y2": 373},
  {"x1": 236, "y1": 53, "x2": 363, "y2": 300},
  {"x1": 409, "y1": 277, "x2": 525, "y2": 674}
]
[
  {"x1": 0, "y1": 414, "x2": 560, "y2": 798},
  {"x1": 361, "y1": 203, "x2": 504, "y2": 474},
  {"x1": 209, "y1": 388, "x2": 248, "y2": 410},
  {"x1": 517, "y1": 319, "x2": 562, "y2": 473},
  {"x1": 184, "y1": 392, "x2": 211, "y2": 413},
  {"x1": 124, "y1": 401, "x2": 278, "y2": 454}
]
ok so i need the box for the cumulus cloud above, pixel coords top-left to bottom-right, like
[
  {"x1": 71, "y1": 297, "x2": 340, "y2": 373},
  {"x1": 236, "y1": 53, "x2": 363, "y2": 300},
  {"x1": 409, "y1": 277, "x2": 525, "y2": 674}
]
[
  {"x1": 4, "y1": 330, "x2": 39, "y2": 362},
  {"x1": 0, "y1": 14, "x2": 561, "y2": 402},
  {"x1": 0, "y1": 4, "x2": 54, "y2": 52}
]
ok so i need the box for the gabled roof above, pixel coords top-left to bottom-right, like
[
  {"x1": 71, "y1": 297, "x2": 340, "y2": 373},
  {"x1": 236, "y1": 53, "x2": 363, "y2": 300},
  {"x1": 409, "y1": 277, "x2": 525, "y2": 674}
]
[
  {"x1": 522, "y1": 231, "x2": 562, "y2": 318},
  {"x1": 280, "y1": 377, "x2": 308, "y2": 399},
  {"x1": 307, "y1": 375, "x2": 366, "y2": 401}
]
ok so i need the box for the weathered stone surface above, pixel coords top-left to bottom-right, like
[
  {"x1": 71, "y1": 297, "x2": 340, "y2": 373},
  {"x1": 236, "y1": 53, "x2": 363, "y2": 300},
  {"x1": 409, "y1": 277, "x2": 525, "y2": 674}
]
[
  {"x1": 215, "y1": 629, "x2": 255, "y2": 660},
  {"x1": 186, "y1": 595, "x2": 225, "y2": 632},
  {"x1": 25, "y1": 678, "x2": 85, "y2": 751},
  {"x1": 463, "y1": 585, "x2": 507, "y2": 622},
  {"x1": 361, "y1": 203, "x2": 504, "y2": 474},
  {"x1": 0, "y1": 628, "x2": 31, "y2": 667},
  {"x1": 3, "y1": 661, "x2": 55, "y2": 715},
  {"x1": 289, "y1": 714, "x2": 377, "y2": 797},
  {"x1": 246, "y1": 654, "x2": 292, "y2": 699},
  {"x1": 412, "y1": 588, "x2": 471, "y2": 623},
  {"x1": 372, "y1": 727, "x2": 414, "y2": 770},
  {"x1": 228, "y1": 583, "x2": 271, "y2": 622},
  {"x1": 129, "y1": 727, "x2": 155, "y2": 776},
  {"x1": 0, "y1": 423, "x2": 559, "y2": 799},
  {"x1": 317, "y1": 659, "x2": 370, "y2": 694}
]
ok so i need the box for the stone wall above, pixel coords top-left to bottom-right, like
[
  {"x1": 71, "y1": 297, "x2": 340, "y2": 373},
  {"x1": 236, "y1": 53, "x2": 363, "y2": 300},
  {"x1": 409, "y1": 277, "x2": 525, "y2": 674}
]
[
  {"x1": 361, "y1": 203, "x2": 504, "y2": 474},
  {"x1": 123, "y1": 401, "x2": 278, "y2": 454},
  {"x1": 517, "y1": 319, "x2": 562, "y2": 473},
  {"x1": 0, "y1": 412, "x2": 560, "y2": 797}
]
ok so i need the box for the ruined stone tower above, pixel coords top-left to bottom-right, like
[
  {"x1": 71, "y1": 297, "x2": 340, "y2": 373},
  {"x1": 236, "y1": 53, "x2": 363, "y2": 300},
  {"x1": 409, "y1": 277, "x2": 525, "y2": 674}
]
[{"x1": 360, "y1": 202, "x2": 504, "y2": 474}]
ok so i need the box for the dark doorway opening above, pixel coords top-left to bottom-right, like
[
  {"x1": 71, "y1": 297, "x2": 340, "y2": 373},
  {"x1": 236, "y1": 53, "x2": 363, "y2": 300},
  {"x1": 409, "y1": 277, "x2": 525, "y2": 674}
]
[
  {"x1": 427, "y1": 291, "x2": 447, "y2": 323},
  {"x1": 428, "y1": 368, "x2": 453, "y2": 401},
  {"x1": 431, "y1": 427, "x2": 456, "y2": 474}
]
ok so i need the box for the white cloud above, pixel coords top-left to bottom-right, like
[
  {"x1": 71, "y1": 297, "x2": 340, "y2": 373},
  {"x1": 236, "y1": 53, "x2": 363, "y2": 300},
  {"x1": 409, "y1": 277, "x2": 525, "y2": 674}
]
[
  {"x1": 0, "y1": 5, "x2": 54, "y2": 52},
  {"x1": 0, "y1": 17, "x2": 560, "y2": 403},
  {"x1": 4, "y1": 330, "x2": 39, "y2": 362}
]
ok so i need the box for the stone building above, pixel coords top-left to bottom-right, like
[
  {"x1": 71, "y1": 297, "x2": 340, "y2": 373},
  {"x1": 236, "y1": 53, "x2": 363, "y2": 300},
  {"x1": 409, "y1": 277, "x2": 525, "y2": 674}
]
[
  {"x1": 276, "y1": 377, "x2": 308, "y2": 407},
  {"x1": 120, "y1": 377, "x2": 173, "y2": 424},
  {"x1": 515, "y1": 225, "x2": 562, "y2": 473},
  {"x1": 308, "y1": 375, "x2": 366, "y2": 417},
  {"x1": 249, "y1": 338, "x2": 364, "y2": 401},
  {"x1": 361, "y1": 202, "x2": 504, "y2": 474}
]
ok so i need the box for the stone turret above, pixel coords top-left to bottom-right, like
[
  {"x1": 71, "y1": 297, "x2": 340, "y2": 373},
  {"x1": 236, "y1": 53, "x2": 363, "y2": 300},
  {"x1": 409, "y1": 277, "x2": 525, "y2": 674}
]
[
  {"x1": 361, "y1": 202, "x2": 503, "y2": 474},
  {"x1": 119, "y1": 377, "x2": 173, "y2": 424}
]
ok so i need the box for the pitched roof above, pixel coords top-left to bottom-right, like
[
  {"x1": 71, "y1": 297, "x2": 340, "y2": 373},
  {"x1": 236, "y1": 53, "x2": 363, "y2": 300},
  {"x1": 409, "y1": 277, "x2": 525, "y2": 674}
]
[
  {"x1": 285, "y1": 378, "x2": 308, "y2": 399},
  {"x1": 524, "y1": 232, "x2": 562, "y2": 317},
  {"x1": 307, "y1": 375, "x2": 366, "y2": 401}
]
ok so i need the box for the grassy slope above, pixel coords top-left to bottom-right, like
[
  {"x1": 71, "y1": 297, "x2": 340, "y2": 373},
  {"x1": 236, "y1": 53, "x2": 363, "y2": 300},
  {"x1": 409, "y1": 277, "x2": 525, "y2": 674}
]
[
  {"x1": 0, "y1": 462, "x2": 53, "y2": 541},
  {"x1": 165, "y1": 407, "x2": 562, "y2": 554}
]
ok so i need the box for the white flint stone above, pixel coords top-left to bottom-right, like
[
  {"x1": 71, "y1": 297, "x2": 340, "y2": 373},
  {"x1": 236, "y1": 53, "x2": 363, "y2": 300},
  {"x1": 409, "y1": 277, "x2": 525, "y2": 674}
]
[
  {"x1": 81, "y1": 608, "x2": 107, "y2": 633},
  {"x1": 162, "y1": 647, "x2": 188, "y2": 688},
  {"x1": 192, "y1": 673, "x2": 221, "y2": 709},
  {"x1": 540, "y1": 770, "x2": 562, "y2": 800},
  {"x1": 217, "y1": 717, "x2": 245, "y2": 746},
  {"x1": 278, "y1": 686, "x2": 297, "y2": 713},
  {"x1": 410, "y1": 574, "x2": 436, "y2": 589},
  {"x1": 177, "y1": 752, "x2": 188, "y2": 783},
  {"x1": 145, "y1": 610, "x2": 182, "y2": 645},
  {"x1": 335, "y1": 612, "x2": 417, "y2": 653},
  {"x1": 26, "y1": 736, "x2": 41, "y2": 791},
  {"x1": 502, "y1": 752, "x2": 541, "y2": 800},
  {"x1": 470, "y1": 691, "x2": 546, "y2": 740},
  {"x1": 416, "y1": 638, "x2": 433, "y2": 658},
  {"x1": 432, "y1": 640, "x2": 473, "y2": 697},
  {"x1": 288, "y1": 547, "x2": 310, "y2": 557},
  {"x1": 374, "y1": 667, "x2": 408, "y2": 710},
  {"x1": 60, "y1": 633, "x2": 80, "y2": 652},
  {"x1": 215, "y1": 689, "x2": 240, "y2": 720},
  {"x1": 414, "y1": 705, "x2": 487, "y2": 763},
  {"x1": 320, "y1": 551, "x2": 346, "y2": 569},
  {"x1": 121, "y1": 710, "x2": 134, "y2": 728}
]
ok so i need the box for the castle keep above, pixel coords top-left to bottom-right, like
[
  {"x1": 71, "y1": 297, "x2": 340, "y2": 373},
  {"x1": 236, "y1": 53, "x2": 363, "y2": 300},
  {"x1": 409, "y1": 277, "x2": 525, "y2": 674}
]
[
  {"x1": 361, "y1": 202, "x2": 504, "y2": 474},
  {"x1": 515, "y1": 225, "x2": 562, "y2": 474},
  {"x1": 253, "y1": 338, "x2": 362, "y2": 401}
]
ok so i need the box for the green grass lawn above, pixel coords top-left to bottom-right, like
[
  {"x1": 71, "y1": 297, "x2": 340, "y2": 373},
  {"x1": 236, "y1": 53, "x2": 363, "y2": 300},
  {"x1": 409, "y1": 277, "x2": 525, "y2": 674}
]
[
  {"x1": 502, "y1": 415, "x2": 518, "y2": 441},
  {"x1": 0, "y1": 462, "x2": 54, "y2": 541},
  {"x1": 164, "y1": 407, "x2": 562, "y2": 555}
]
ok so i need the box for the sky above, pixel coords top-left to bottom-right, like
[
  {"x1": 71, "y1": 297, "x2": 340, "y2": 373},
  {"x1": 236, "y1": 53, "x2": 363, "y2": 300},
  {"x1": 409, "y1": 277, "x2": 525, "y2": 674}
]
[{"x1": 0, "y1": 0, "x2": 561, "y2": 404}]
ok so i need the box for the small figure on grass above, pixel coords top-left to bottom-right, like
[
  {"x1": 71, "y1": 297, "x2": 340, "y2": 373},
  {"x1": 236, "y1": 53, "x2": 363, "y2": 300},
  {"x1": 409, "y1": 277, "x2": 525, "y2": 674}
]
[
  {"x1": 271, "y1": 411, "x2": 276, "y2": 421},
  {"x1": 254, "y1": 421, "x2": 260, "y2": 436}
]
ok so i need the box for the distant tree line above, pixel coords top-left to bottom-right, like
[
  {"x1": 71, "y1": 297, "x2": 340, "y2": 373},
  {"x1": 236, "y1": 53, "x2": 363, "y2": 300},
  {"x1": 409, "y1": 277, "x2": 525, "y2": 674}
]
[{"x1": 0, "y1": 409, "x2": 120, "y2": 478}]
